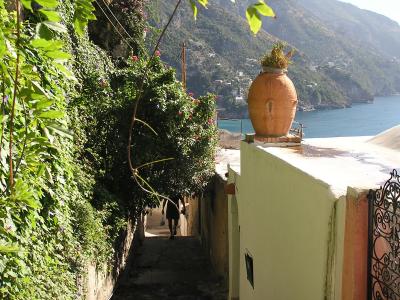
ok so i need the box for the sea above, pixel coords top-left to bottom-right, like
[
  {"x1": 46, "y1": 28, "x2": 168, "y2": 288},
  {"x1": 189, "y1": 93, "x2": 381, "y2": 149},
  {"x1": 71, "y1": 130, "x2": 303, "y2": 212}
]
[{"x1": 218, "y1": 96, "x2": 400, "y2": 138}]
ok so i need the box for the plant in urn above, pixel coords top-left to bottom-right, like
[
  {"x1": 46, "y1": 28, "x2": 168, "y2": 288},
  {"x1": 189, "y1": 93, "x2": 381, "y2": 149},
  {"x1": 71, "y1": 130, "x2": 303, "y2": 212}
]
[{"x1": 248, "y1": 42, "x2": 298, "y2": 138}]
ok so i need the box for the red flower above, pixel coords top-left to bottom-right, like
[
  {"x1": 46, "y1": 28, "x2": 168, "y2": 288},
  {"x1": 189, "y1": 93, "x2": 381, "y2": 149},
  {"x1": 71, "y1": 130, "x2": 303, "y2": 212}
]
[
  {"x1": 178, "y1": 111, "x2": 183, "y2": 116},
  {"x1": 208, "y1": 118, "x2": 214, "y2": 125},
  {"x1": 188, "y1": 92, "x2": 194, "y2": 97},
  {"x1": 131, "y1": 55, "x2": 139, "y2": 62}
]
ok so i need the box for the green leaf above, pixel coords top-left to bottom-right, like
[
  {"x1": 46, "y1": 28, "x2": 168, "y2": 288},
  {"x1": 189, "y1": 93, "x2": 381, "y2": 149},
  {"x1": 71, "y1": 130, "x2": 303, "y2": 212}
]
[
  {"x1": 35, "y1": 0, "x2": 58, "y2": 9},
  {"x1": 45, "y1": 50, "x2": 71, "y2": 60},
  {"x1": 36, "y1": 23, "x2": 55, "y2": 40},
  {"x1": 45, "y1": 166, "x2": 54, "y2": 184},
  {"x1": 32, "y1": 81, "x2": 50, "y2": 98},
  {"x1": 0, "y1": 31, "x2": 6, "y2": 57},
  {"x1": 245, "y1": 1, "x2": 275, "y2": 35},
  {"x1": 42, "y1": 21, "x2": 67, "y2": 33},
  {"x1": 197, "y1": 0, "x2": 208, "y2": 7},
  {"x1": 47, "y1": 124, "x2": 74, "y2": 139},
  {"x1": 253, "y1": 1, "x2": 275, "y2": 17},
  {"x1": 189, "y1": 0, "x2": 198, "y2": 20},
  {"x1": 54, "y1": 63, "x2": 77, "y2": 81},
  {"x1": 0, "y1": 115, "x2": 9, "y2": 124},
  {"x1": 10, "y1": 180, "x2": 40, "y2": 209},
  {"x1": 246, "y1": 6, "x2": 262, "y2": 35},
  {"x1": 39, "y1": 9, "x2": 61, "y2": 22},
  {"x1": 43, "y1": 127, "x2": 55, "y2": 144},
  {"x1": 73, "y1": 18, "x2": 84, "y2": 36},
  {"x1": 73, "y1": 0, "x2": 97, "y2": 35},
  {"x1": 36, "y1": 100, "x2": 53, "y2": 110},
  {"x1": 20, "y1": 0, "x2": 33, "y2": 11},
  {"x1": 31, "y1": 38, "x2": 63, "y2": 50},
  {"x1": 39, "y1": 110, "x2": 64, "y2": 119},
  {"x1": 0, "y1": 245, "x2": 20, "y2": 253}
]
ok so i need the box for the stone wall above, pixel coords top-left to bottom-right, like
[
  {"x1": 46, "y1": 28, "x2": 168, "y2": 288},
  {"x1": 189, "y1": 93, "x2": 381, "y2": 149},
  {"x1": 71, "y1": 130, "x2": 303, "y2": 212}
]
[
  {"x1": 85, "y1": 216, "x2": 145, "y2": 300},
  {"x1": 201, "y1": 176, "x2": 229, "y2": 281},
  {"x1": 179, "y1": 175, "x2": 229, "y2": 284},
  {"x1": 180, "y1": 195, "x2": 200, "y2": 237}
]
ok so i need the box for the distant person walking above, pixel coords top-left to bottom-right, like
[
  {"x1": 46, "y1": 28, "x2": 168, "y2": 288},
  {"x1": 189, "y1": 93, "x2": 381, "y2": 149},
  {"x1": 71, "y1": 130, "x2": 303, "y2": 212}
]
[{"x1": 162, "y1": 194, "x2": 186, "y2": 239}]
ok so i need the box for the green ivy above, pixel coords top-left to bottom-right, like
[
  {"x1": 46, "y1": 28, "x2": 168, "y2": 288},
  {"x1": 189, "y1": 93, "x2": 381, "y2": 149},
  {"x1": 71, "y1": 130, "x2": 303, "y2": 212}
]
[
  {"x1": 0, "y1": 0, "x2": 84, "y2": 297},
  {"x1": 0, "y1": 0, "x2": 122, "y2": 298}
]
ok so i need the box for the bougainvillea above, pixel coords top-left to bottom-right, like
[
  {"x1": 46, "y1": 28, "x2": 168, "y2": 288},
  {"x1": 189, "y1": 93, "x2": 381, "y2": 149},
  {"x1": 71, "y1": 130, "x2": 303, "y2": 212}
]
[{"x1": 113, "y1": 56, "x2": 218, "y2": 203}]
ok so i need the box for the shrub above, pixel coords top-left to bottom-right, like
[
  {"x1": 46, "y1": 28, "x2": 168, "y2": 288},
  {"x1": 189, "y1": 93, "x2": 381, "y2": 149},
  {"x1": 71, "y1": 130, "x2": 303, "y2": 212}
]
[{"x1": 261, "y1": 42, "x2": 295, "y2": 69}]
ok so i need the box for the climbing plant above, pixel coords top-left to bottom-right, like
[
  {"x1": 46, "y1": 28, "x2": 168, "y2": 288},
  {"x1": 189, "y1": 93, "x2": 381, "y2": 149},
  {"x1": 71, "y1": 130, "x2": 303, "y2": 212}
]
[
  {"x1": 116, "y1": 56, "x2": 218, "y2": 202},
  {"x1": 189, "y1": 0, "x2": 275, "y2": 34},
  {"x1": 0, "y1": 0, "x2": 121, "y2": 298}
]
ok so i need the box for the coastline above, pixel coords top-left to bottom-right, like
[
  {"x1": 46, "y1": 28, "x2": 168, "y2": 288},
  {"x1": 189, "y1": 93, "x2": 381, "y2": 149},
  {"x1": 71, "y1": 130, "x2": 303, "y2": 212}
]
[
  {"x1": 218, "y1": 93, "x2": 400, "y2": 119},
  {"x1": 218, "y1": 95, "x2": 400, "y2": 138}
]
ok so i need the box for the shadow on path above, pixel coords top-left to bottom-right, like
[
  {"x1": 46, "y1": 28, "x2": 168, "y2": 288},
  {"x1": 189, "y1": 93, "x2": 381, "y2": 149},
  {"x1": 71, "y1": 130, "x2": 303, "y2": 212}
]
[{"x1": 111, "y1": 236, "x2": 227, "y2": 300}]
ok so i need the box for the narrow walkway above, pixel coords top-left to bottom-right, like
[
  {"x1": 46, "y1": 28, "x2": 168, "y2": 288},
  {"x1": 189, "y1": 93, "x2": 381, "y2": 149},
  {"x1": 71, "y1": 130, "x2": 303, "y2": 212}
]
[{"x1": 111, "y1": 237, "x2": 227, "y2": 300}]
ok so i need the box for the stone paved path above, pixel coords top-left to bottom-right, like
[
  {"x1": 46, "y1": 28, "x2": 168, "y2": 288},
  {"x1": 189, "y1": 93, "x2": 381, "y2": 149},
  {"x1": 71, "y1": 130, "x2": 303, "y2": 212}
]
[{"x1": 111, "y1": 237, "x2": 227, "y2": 300}]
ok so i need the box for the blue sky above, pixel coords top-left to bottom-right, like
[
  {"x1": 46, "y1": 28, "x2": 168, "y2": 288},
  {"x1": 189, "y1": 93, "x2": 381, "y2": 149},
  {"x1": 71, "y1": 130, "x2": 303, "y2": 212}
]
[{"x1": 340, "y1": 0, "x2": 400, "y2": 24}]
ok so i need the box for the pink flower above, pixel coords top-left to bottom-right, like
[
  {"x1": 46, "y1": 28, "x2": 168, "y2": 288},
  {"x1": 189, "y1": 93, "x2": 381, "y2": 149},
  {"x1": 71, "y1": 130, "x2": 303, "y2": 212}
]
[
  {"x1": 208, "y1": 118, "x2": 214, "y2": 125},
  {"x1": 188, "y1": 92, "x2": 194, "y2": 97},
  {"x1": 155, "y1": 50, "x2": 161, "y2": 57},
  {"x1": 131, "y1": 55, "x2": 139, "y2": 62},
  {"x1": 178, "y1": 111, "x2": 183, "y2": 116}
]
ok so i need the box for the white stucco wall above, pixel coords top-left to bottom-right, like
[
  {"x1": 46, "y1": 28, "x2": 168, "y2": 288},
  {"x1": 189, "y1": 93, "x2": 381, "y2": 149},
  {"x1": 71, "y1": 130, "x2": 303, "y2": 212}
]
[
  {"x1": 231, "y1": 142, "x2": 341, "y2": 300},
  {"x1": 224, "y1": 134, "x2": 400, "y2": 300}
]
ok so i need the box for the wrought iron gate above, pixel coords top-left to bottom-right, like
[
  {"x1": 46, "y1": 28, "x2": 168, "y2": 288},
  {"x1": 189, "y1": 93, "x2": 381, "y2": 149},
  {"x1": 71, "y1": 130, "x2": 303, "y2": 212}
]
[{"x1": 368, "y1": 169, "x2": 400, "y2": 300}]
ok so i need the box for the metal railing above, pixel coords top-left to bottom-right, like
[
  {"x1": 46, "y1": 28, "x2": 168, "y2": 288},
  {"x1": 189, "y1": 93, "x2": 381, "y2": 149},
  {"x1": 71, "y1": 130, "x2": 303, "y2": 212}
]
[
  {"x1": 217, "y1": 118, "x2": 304, "y2": 140},
  {"x1": 217, "y1": 118, "x2": 243, "y2": 134},
  {"x1": 367, "y1": 169, "x2": 400, "y2": 300}
]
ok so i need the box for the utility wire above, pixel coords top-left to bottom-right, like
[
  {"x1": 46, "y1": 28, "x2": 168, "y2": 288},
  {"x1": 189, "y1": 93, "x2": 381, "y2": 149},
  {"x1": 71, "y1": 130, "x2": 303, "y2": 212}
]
[
  {"x1": 100, "y1": 0, "x2": 135, "y2": 41},
  {"x1": 94, "y1": 0, "x2": 135, "y2": 52}
]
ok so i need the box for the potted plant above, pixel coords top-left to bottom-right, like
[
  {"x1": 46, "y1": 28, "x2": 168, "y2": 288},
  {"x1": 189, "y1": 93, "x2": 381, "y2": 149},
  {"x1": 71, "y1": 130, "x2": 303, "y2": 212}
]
[{"x1": 248, "y1": 42, "x2": 298, "y2": 137}]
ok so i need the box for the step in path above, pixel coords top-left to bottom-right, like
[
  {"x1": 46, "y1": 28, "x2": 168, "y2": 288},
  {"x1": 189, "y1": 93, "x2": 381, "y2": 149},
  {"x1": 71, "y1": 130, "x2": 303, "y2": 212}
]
[{"x1": 111, "y1": 237, "x2": 227, "y2": 300}]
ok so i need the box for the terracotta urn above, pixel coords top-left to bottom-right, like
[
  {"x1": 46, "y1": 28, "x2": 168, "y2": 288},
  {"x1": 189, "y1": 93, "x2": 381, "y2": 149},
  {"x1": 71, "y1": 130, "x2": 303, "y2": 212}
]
[{"x1": 247, "y1": 69, "x2": 298, "y2": 137}]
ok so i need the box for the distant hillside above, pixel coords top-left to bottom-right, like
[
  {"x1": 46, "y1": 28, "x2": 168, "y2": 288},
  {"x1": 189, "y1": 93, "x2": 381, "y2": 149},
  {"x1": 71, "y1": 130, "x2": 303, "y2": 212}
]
[
  {"x1": 299, "y1": 0, "x2": 400, "y2": 58},
  {"x1": 148, "y1": 0, "x2": 400, "y2": 118}
]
